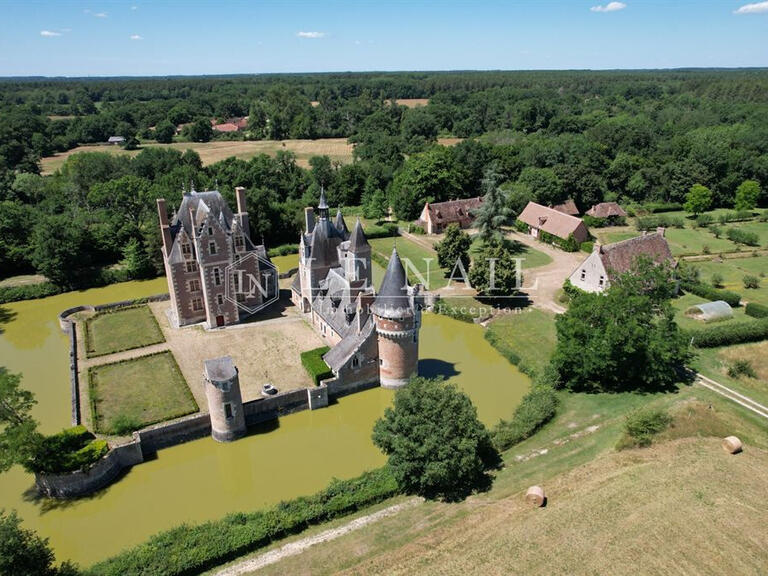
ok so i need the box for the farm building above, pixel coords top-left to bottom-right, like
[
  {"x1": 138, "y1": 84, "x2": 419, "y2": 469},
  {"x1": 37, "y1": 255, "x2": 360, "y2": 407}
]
[
  {"x1": 586, "y1": 202, "x2": 627, "y2": 219},
  {"x1": 415, "y1": 197, "x2": 483, "y2": 234},
  {"x1": 517, "y1": 202, "x2": 589, "y2": 245},
  {"x1": 569, "y1": 229, "x2": 674, "y2": 293},
  {"x1": 685, "y1": 300, "x2": 734, "y2": 323},
  {"x1": 107, "y1": 136, "x2": 125, "y2": 145},
  {"x1": 552, "y1": 198, "x2": 579, "y2": 216}
]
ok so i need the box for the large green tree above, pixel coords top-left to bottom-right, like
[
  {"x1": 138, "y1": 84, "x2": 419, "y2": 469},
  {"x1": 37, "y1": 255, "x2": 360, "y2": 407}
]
[
  {"x1": 734, "y1": 180, "x2": 761, "y2": 211},
  {"x1": 389, "y1": 146, "x2": 462, "y2": 220},
  {"x1": 435, "y1": 223, "x2": 472, "y2": 275},
  {"x1": 552, "y1": 259, "x2": 690, "y2": 392},
  {"x1": 684, "y1": 183, "x2": 713, "y2": 215},
  {"x1": 372, "y1": 377, "x2": 500, "y2": 501},
  {"x1": 473, "y1": 168, "x2": 510, "y2": 243},
  {"x1": 468, "y1": 238, "x2": 523, "y2": 298},
  {"x1": 0, "y1": 368, "x2": 41, "y2": 474},
  {"x1": 0, "y1": 510, "x2": 79, "y2": 576}
]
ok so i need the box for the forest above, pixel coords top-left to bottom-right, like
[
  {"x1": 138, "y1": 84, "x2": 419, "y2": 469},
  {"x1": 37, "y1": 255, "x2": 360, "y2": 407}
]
[{"x1": 1, "y1": 69, "x2": 767, "y2": 290}]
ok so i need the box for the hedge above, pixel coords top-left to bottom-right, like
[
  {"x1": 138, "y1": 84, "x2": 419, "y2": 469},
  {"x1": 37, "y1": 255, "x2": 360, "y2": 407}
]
[
  {"x1": 745, "y1": 302, "x2": 768, "y2": 319},
  {"x1": 365, "y1": 222, "x2": 399, "y2": 239},
  {"x1": 635, "y1": 214, "x2": 685, "y2": 231},
  {"x1": 90, "y1": 467, "x2": 400, "y2": 576},
  {"x1": 726, "y1": 227, "x2": 760, "y2": 246},
  {"x1": 680, "y1": 280, "x2": 741, "y2": 308},
  {"x1": 0, "y1": 281, "x2": 62, "y2": 304},
  {"x1": 685, "y1": 318, "x2": 768, "y2": 348},
  {"x1": 300, "y1": 346, "x2": 333, "y2": 385},
  {"x1": 267, "y1": 243, "x2": 300, "y2": 257},
  {"x1": 28, "y1": 426, "x2": 109, "y2": 474},
  {"x1": 642, "y1": 202, "x2": 683, "y2": 214}
]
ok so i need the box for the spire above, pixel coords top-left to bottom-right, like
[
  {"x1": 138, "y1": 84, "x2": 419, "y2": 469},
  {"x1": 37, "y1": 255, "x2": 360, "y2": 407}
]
[
  {"x1": 372, "y1": 248, "x2": 413, "y2": 319},
  {"x1": 348, "y1": 218, "x2": 369, "y2": 252},
  {"x1": 334, "y1": 209, "x2": 348, "y2": 235},
  {"x1": 318, "y1": 187, "x2": 329, "y2": 219}
]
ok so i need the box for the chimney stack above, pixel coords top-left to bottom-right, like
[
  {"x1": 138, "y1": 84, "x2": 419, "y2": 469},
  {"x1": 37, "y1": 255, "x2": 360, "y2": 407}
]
[
  {"x1": 157, "y1": 199, "x2": 172, "y2": 257},
  {"x1": 656, "y1": 226, "x2": 666, "y2": 237},
  {"x1": 235, "y1": 186, "x2": 250, "y2": 241},
  {"x1": 593, "y1": 241, "x2": 601, "y2": 254},
  {"x1": 305, "y1": 207, "x2": 315, "y2": 233}
]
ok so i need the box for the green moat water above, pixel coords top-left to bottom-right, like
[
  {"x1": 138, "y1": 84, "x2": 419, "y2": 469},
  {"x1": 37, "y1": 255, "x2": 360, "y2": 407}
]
[{"x1": 0, "y1": 279, "x2": 530, "y2": 566}]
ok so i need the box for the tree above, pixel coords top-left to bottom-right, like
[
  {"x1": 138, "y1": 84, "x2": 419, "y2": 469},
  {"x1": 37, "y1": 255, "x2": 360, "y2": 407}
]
[
  {"x1": 435, "y1": 224, "x2": 471, "y2": 274},
  {"x1": 30, "y1": 215, "x2": 90, "y2": 287},
  {"x1": 362, "y1": 188, "x2": 388, "y2": 221},
  {"x1": 184, "y1": 119, "x2": 213, "y2": 143},
  {"x1": 120, "y1": 237, "x2": 154, "y2": 280},
  {"x1": 684, "y1": 183, "x2": 712, "y2": 215},
  {"x1": 0, "y1": 510, "x2": 79, "y2": 576},
  {"x1": 473, "y1": 167, "x2": 510, "y2": 243},
  {"x1": 0, "y1": 368, "x2": 41, "y2": 474},
  {"x1": 516, "y1": 167, "x2": 562, "y2": 207},
  {"x1": 551, "y1": 258, "x2": 690, "y2": 392},
  {"x1": 372, "y1": 377, "x2": 500, "y2": 501},
  {"x1": 154, "y1": 120, "x2": 176, "y2": 144},
  {"x1": 468, "y1": 238, "x2": 523, "y2": 298},
  {"x1": 734, "y1": 180, "x2": 761, "y2": 211},
  {"x1": 389, "y1": 147, "x2": 462, "y2": 220}
]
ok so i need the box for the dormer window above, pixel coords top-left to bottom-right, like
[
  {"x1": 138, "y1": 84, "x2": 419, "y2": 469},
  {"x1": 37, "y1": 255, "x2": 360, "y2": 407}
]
[
  {"x1": 599, "y1": 275, "x2": 605, "y2": 287},
  {"x1": 580, "y1": 270, "x2": 586, "y2": 281},
  {"x1": 234, "y1": 235, "x2": 245, "y2": 252},
  {"x1": 213, "y1": 267, "x2": 222, "y2": 286},
  {"x1": 209, "y1": 241, "x2": 217, "y2": 255},
  {"x1": 351, "y1": 355, "x2": 360, "y2": 369},
  {"x1": 207, "y1": 226, "x2": 213, "y2": 236},
  {"x1": 182, "y1": 243, "x2": 192, "y2": 259}
]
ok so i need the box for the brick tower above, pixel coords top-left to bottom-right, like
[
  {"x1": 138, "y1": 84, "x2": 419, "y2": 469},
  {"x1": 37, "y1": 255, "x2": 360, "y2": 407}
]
[
  {"x1": 203, "y1": 356, "x2": 247, "y2": 442},
  {"x1": 371, "y1": 248, "x2": 422, "y2": 388}
]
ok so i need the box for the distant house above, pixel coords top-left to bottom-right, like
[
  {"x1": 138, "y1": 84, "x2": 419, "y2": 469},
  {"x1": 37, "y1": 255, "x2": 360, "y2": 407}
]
[
  {"x1": 552, "y1": 198, "x2": 579, "y2": 216},
  {"x1": 586, "y1": 202, "x2": 627, "y2": 219},
  {"x1": 212, "y1": 122, "x2": 239, "y2": 133},
  {"x1": 212, "y1": 117, "x2": 249, "y2": 133},
  {"x1": 569, "y1": 229, "x2": 674, "y2": 293},
  {"x1": 107, "y1": 136, "x2": 125, "y2": 145},
  {"x1": 415, "y1": 197, "x2": 483, "y2": 235},
  {"x1": 517, "y1": 202, "x2": 589, "y2": 245}
]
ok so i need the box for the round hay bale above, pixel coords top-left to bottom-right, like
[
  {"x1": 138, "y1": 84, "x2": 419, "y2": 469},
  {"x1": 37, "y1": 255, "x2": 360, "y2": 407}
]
[
  {"x1": 525, "y1": 485, "x2": 545, "y2": 507},
  {"x1": 722, "y1": 436, "x2": 743, "y2": 454}
]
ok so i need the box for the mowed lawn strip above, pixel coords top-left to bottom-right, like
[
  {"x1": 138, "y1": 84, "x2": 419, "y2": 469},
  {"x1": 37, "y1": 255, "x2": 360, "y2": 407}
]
[
  {"x1": 85, "y1": 305, "x2": 165, "y2": 357},
  {"x1": 89, "y1": 351, "x2": 198, "y2": 435}
]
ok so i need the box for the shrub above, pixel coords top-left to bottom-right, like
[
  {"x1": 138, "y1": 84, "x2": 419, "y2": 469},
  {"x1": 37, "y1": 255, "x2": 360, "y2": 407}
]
[
  {"x1": 300, "y1": 346, "x2": 332, "y2": 385},
  {"x1": 727, "y1": 359, "x2": 757, "y2": 379},
  {"x1": 745, "y1": 302, "x2": 768, "y2": 318},
  {"x1": 710, "y1": 225, "x2": 723, "y2": 238},
  {"x1": 365, "y1": 222, "x2": 399, "y2": 239},
  {"x1": 267, "y1": 243, "x2": 299, "y2": 257},
  {"x1": 514, "y1": 219, "x2": 530, "y2": 233},
  {"x1": 743, "y1": 275, "x2": 760, "y2": 289},
  {"x1": 686, "y1": 318, "x2": 768, "y2": 347},
  {"x1": 620, "y1": 408, "x2": 672, "y2": 448},
  {"x1": 710, "y1": 272, "x2": 724, "y2": 288},
  {"x1": 580, "y1": 241, "x2": 594, "y2": 253},
  {"x1": 91, "y1": 467, "x2": 399, "y2": 576},
  {"x1": 642, "y1": 202, "x2": 682, "y2": 213},
  {"x1": 726, "y1": 227, "x2": 759, "y2": 246},
  {"x1": 680, "y1": 280, "x2": 741, "y2": 308},
  {"x1": 491, "y1": 367, "x2": 560, "y2": 451},
  {"x1": 635, "y1": 215, "x2": 684, "y2": 231},
  {"x1": 28, "y1": 426, "x2": 108, "y2": 474},
  {"x1": 409, "y1": 224, "x2": 426, "y2": 235},
  {"x1": 695, "y1": 213, "x2": 714, "y2": 227},
  {"x1": 0, "y1": 282, "x2": 62, "y2": 304}
]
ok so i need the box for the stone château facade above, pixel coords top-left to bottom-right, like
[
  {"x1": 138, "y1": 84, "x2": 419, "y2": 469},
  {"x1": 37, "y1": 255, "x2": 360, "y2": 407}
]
[
  {"x1": 291, "y1": 190, "x2": 423, "y2": 389},
  {"x1": 157, "y1": 186, "x2": 277, "y2": 328}
]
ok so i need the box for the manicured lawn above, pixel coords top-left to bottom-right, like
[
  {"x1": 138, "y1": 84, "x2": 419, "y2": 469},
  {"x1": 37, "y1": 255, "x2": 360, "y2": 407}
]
[
  {"x1": 686, "y1": 255, "x2": 768, "y2": 306},
  {"x1": 664, "y1": 226, "x2": 738, "y2": 256},
  {"x1": 85, "y1": 305, "x2": 165, "y2": 357},
  {"x1": 485, "y1": 308, "x2": 557, "y2": 374},
  {"x1": 369, "y1": 236, "x2": 446, "y2": 290},
  {"x1": 671, "y1": 293, "x2": 754, "y2": 332},
  {"x1": 88, "y1": 351, "x2": 198, "y2": 435},
  {"x1": 271, "y1": 253, "x2": 299, "y2": 274}
]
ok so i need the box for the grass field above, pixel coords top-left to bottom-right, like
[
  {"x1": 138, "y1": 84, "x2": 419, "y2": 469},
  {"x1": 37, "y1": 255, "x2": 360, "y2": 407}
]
[
  {"x1": 85, "y1": 305, "x2": 165, "y2": 357},
  {"x1": 88, "y1": 351, "x2": 198, "y2": 435},
  {"x1": 693, "y1": 342, "x2": 768, "y2": 408},
  {"x1": 671, "y1": 293, "x2": 754, "y2": 332},
  {"x1": 685, "y1": 255, "x2": 768, "y2": 306},
  {"x1": 485, "y1": 308, "x2": 557, "y2": 374},
  {"x1": 369, "y1": 236, "x2": 447, "y2": 290}
]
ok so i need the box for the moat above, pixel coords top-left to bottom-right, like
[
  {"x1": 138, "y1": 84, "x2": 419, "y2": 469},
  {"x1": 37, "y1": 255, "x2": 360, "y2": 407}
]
[{"x1": 0, "y1": 277, "x2": 530, "y2": 566}]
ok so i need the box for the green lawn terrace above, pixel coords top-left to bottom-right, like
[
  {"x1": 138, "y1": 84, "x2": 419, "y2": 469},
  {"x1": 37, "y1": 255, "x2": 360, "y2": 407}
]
[
  {"x1": 689, "y1": 255, "x2": 768, "y2": 306},
  {"x1": 85, "y1": 305, "x2": 165, "y2": 357},
  {"x1": 88, "y1": 351, "x2": 198, "y2": 436}
]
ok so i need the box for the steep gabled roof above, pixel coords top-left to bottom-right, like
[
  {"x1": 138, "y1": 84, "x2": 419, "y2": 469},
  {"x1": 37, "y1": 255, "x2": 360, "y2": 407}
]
[
  {"x1": 552, "y1": 198, "x2": 579, "y2": 216},
  {"x1": 308, "y1": 218, "x2": 345, "y2": 267},
  {"x1": 586, "y1": 202, "x2": 627, "y2": 219},
  {"x1": 518, "y1": 202, "x2": 587, "y2": 240},
  {"x1": 171, "y1": 190, "x2": 235, "y2": 240},
  {"x1": 425, "y1": 197, "x2": 483, "y2": 224},
  {"x1": 371, "y1": 248, "x2": 413, "y2": 319},
  {"x1": 598, "y1": 232, "x2": 674, "y2": 277}
]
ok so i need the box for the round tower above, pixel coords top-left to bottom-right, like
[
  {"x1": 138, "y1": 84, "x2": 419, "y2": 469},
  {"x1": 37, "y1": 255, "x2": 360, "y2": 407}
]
[
  {"x1": 203, "y1": 356, "x2": 247, "y2": 442},
  {"x1": 371, "y1": 248, "x2": 420, "y2": 388}
]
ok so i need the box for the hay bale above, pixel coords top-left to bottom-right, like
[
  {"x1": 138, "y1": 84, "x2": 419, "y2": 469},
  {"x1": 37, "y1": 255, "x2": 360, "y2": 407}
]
[
  {"x1": 525, "y1": 485, "x2": 545, "y2": 507},
  {"x1": 722, "y1": 436, "x2": 743, "y2": 454}
]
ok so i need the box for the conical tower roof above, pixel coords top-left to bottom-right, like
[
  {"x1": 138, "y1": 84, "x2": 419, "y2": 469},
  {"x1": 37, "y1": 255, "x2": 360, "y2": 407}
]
[
  {"x1": 318, "y1": 187, "x2": 329, "y2": 211},
  {"x1": 348, "y1": 218, "x2": 369, "y2": 251},
  {"x1": 372, "y1": 248, "x2": 413, "y2": 319},
  {"x1": 334, "y1": 209, "x2": 348, "y2": 235}
]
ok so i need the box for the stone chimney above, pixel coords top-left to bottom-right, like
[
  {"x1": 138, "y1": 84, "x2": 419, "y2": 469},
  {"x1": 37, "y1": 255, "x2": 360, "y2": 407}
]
[
  {"x1": 235, "y1": 186, "x2": 250, "y2": 241},
  {"x1": 656, "y1": 226, "x2": 666, "y2": 237},
  {"x1": 157, "y1": 198, "x2": 173, "y2": 257},
  {"x1": 305, "y1": 207, "x2": 315, "y2": 233},
  {"x1": 593, "y1": 241, "x2": 601, "y2": 254}
]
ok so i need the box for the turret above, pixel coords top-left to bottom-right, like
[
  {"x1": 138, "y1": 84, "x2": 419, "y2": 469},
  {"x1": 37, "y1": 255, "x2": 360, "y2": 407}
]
[
  {"x1": 235, "y1": 186, "x2": 250, "y2": 241},
  {"x1": 334, "y1": 209, "x2": 348, "y2": 237},
  {"x1": 346, "y1": 218, "x2": 372, "y2": 288},
  {"x1": 156, "y1": 198, "x2": 173, "y2": 257},
  {"x1": 203, "y1": 356, "x2": 247, "y2": 442},
  {"x1": 372, "y1": 248, "x2": 420, "y2": 388},
  {"x1": 317, "y1": 187, "x2": 329, "y2": 220}
]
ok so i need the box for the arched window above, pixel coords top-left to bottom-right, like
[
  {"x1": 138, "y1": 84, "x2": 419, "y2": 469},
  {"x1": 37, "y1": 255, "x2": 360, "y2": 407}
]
[{"x1": 351, "y1": 355, "x2": 360, "y2": 368}]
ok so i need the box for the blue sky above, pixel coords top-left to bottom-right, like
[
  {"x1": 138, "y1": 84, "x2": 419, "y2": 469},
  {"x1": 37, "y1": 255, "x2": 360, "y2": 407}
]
[{"x1": 0, "y1": 1, "x2": 766, "y2": 76}]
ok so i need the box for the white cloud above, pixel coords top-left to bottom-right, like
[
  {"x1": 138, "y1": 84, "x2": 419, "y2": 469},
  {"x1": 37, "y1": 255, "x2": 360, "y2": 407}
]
[
  {"x1": 130, "y1": 34, "x2": 143, "y2": 40},
  {"x1": 94, "y1": 12, "x2": 108, "y2": 18},
  {"x1": 131, "y1": 5, "x2": 138, "y2": 9},
  {"x1": 40, "y1": 30, "x2": 62, "y2": 37},
  {"x1": 590, "y1": 2, "x2": 627, "y2": 12},
  {"x1": 734, "y1": 1, "x2": 768, "y2": 13},
  {"x1": 296, "y1": 31, "x2": 326, "y2": 38}
]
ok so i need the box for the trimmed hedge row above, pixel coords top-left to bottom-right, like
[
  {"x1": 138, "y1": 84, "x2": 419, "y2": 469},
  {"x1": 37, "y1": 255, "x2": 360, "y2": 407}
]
[
  {"x1": 300, "y1": 346, "x2": 333, "y2": 385},
  {"x1": 685, "y1": 318, "x2": 768, "y2": 348},
  {"x1": 0, "y1": 281, "x2": 62, "y2": 304},
  {"x1": 681, "y1": 280, "x2": 741, "y2": 308},
  {"x1": 643, "y1": 202, "x2": 683, "y2": 214},
  {"x1": 635, "y1": 214, "x2": 685, "y2": 231},
  {"x1": 267, "y1": 243, "x2": 300, "y2": 257},
  {"x1": 726, "y1": 227, "x2": 760, "y2": 246},
  {"x1": 365, "y1": 222, "x2": 399, "y2": 239},
  {"x1": 745, "y1": 302, "x2": 768, "y2": 319},
  {"x1": 90, "y1": 467, "x2": 400, "y2": 576}
]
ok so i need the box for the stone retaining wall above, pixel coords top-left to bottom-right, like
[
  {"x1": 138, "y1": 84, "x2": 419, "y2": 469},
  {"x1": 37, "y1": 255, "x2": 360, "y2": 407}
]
[{"x1": 137, "y1": 413, "x2": 212, "y2": 454}]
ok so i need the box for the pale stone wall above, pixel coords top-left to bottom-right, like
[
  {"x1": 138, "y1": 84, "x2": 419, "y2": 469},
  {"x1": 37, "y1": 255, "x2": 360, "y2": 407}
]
[{"x1": 569, "y1": 250, "x2": 608, "y2": 293}]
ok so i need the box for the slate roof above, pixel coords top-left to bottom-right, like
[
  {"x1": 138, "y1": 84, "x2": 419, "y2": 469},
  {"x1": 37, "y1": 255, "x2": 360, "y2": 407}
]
[
  {"x1": 306, "y1": 218, "x2": 345, "y2": 267},
  {"x1": 371, "y1": 248, "x2": 413, "y2": 319},
  {"x1": 586, "y1": 202, "x2": 627, "y2": 219},
  {"x1": 171, "y1": 190, "x2": 235, "y2": 240},
  {"x1": 518, "y1": 202, "x2": 589, "y2": 241},
  {"x1": 323, "y1": 317, "x2": 375, "y2": 371},
  {"x1": 598, "y1": 232, "x2": 674, "y2": 277},
  {"x1": 334, "y1": 209, "x2": 349, "y2": 236},
  {"x1": 348, "y1": 219, "x2": 369, "y2": 251},
  {"x1": 424, "y1": 197, "x2": 483, "y2": 227},
  {"x1": 203, "y1": 356, "x2": 237, "y2": 382},
  {"x1": 552, "y1": 198, "x2": 579, "y2": 216}
]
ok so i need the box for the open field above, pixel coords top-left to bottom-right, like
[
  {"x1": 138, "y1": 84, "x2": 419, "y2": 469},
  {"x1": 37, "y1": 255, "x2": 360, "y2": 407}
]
[
  {"x1": 88, "y1": 351, "x2": 197, "y2": 435},
  {"x1": 671, "y1": 293, "x2": 754, "y2": 332},
  {"x1": 85, "y1": 305, "x2": 165, "y2": 357},
  {"x1": 369, "y1": 235, "x2": 446, "y2": 290},
  {"x1": 685, "y1": 255, "x2": 768, "y2": 306},
  {"x1": 0, "y1": 274, "x2": 48, "y2": 288},
  {"x1": 694, "y1": 342, "x2": 768, "y2": 409},
  {"x1": 485, "y1": 308, "x2": 557, "y2": 373}
]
